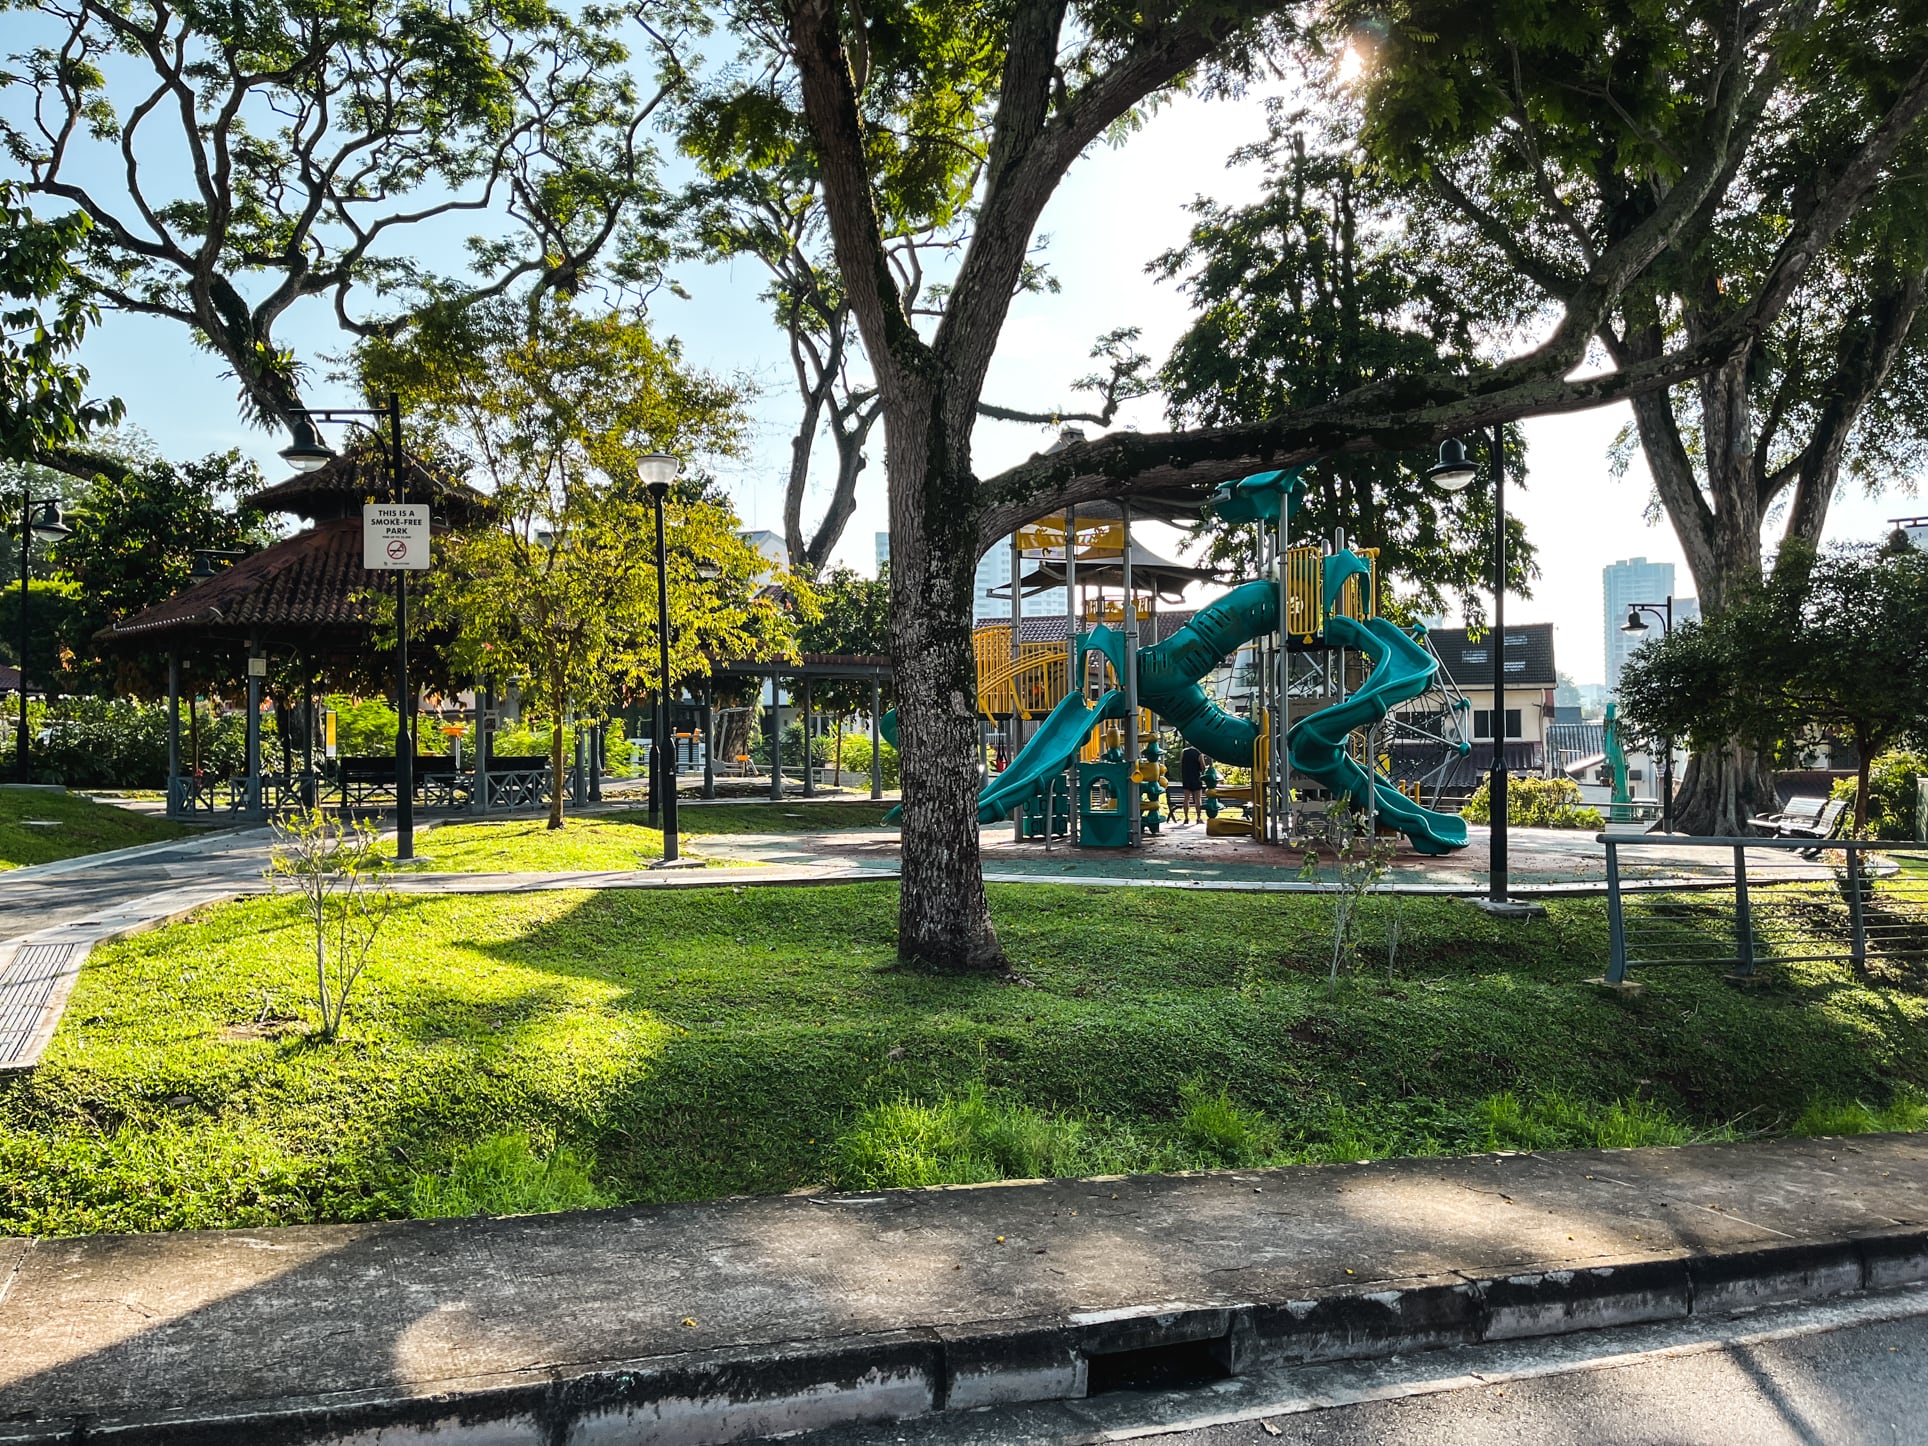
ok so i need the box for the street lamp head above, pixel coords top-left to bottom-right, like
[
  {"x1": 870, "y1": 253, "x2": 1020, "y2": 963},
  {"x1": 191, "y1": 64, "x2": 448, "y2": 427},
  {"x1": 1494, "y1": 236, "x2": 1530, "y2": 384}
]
[
  {"x1": 694, "y1": 561, "x2": 723, "y2": 581},
  {"x1": 1621, "y1": 607, "x2": 1649, "y2": 637},
  {"x1": 29, "y1": 501, "x2": 71, "y2": 544},
  {"x1": 1425, "y1": 437, "x2": 1478, "y2": 492},
  {"x1": 279, "y1": 418, "x2": 336, "y2": 474},
  {"x1": 636, "y1": 453, "x2": 681, "y2": 499}
]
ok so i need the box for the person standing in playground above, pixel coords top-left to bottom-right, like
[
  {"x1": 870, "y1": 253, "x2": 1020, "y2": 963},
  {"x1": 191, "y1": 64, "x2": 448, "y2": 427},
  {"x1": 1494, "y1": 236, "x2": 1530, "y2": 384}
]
[{"x1": 1178, "y1": 744, "x2": 1204, "y2": 824}]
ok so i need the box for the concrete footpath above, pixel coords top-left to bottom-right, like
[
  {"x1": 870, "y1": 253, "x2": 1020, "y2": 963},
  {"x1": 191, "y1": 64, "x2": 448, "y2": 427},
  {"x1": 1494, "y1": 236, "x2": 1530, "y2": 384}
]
[{"x1": 1, "y1": 1135, "x2": 1924, "y2": 1445}]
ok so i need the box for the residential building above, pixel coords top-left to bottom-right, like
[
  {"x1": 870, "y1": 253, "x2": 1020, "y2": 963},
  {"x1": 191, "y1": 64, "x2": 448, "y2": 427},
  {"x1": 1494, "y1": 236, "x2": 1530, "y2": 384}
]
[
  {"x1": 738, "y1": 528, "x2": 786, "y2": 573},
  {"x1": 1385, "y1": 623, "x2": 1557, "y2": 794},
  {"x1": 1892, "y1": 516, "x2": 1928, "y2": 550}
]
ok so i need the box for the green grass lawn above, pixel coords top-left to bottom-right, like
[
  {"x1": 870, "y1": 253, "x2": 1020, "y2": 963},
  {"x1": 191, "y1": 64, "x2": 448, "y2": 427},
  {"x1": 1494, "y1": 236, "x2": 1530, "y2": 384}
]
[
  {"x1": 388, "y1": 802, "x2": 893, "y2": 873},
  {"x1": 0, "y1": 787, "x2": 189, "y2": 870},
  {"x1": 3, "y1": 881, "x2": 1923, "y2": 1235}
]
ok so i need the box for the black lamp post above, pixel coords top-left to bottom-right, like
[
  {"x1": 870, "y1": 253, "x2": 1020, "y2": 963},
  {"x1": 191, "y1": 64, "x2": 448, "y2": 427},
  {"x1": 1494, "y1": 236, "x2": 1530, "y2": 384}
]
[
  {"x1": 14, "y1": 493, "x2": 72, "y2": 783},
  {"x1": 1427, "y1": 428, "x2": 1524, "y2": 908},
  {"x1": 1620, "y1": 599, "x2": 1675, "y2": 832},
  {"x1": 638, "y1": 454, "x2": 682, "y2": 863},
  {"x1": 280, "y1": 393, "x2": 417, "y2": 859}
]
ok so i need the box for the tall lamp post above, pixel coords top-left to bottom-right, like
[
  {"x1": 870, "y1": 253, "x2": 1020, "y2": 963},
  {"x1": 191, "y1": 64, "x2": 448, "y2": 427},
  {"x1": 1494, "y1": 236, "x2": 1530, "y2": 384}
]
[
  {"x1": 280, "y1": 393, "x2": 418, "y2": 860},
  {"x1": 1427, "y1": 428, "x2": 1532, "y2": 912},
  {"x1": 1620, "y1": 599, "x2": 1675, "y2": 832},
  {"x1": 14, "y1": 494, "x2": 72, "y2": 783},
  {"x1": 639, "y1": 454, "x2": 683, "y2": 863}
]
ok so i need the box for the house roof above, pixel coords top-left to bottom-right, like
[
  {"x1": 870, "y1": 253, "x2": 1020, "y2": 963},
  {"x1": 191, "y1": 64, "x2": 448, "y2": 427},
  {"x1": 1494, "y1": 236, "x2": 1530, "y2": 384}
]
[
  {"x1": 1423, "y1": 623, "x2": 1557, "y2": 690},
  {"x1": 98, "y1": 517, "x2": 374, "y2": 645}
]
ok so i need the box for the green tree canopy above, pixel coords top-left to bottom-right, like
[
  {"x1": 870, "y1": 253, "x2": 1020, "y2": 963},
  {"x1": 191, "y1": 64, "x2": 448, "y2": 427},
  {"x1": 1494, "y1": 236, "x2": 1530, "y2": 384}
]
[
  {"x1": 0, "y1": 182, "x2": 119, "y2": 464},
  {"x1": 1156, "y1": 108, "x2": 1530, "y2": 619},
  {"x1": 360, "y1": 297, "x2": 801, "y2": 826},
  {"x1": 1619, "y1": 539, "x2": 1928, "y2": 834}
]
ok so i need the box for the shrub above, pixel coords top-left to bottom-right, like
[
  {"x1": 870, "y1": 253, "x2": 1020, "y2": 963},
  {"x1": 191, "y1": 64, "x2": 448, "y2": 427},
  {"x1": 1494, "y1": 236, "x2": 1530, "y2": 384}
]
[
  {"x1": 837, "y1": 731, "x2": 900, "y2": 788},
  {"x1": 1462, "y1": 775, "x2": 1604, "y2": 829},
  {"x1": 407, "y1": 1132, "x2": 606, "y2": 1218},
  {"x1": 1830, "y1": 750, "x2": 1928, "y2": 840},
  {"x1": 21, "y1": 697, "x2": 247, "y2": 788}
]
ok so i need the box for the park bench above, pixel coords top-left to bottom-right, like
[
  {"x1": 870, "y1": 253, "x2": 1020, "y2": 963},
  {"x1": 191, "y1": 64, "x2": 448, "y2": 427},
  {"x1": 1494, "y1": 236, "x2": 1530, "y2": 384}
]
[
  {"x1": 1750, "y1": 794, "x2": 1848, "y2": 858},
  {"x1": 337, "y1": 756, "x2": 474, "y2": 809}
]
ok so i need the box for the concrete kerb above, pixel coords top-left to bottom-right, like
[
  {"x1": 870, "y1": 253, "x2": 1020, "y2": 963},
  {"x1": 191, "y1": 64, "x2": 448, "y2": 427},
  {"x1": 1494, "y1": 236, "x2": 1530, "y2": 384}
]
[
  {"x1": 5, "y1": 1225, "x2": 1922, "y2": 1445},
  {"x1": 3, "y1": 1141, "x2": 1928, "y2": 1446}
]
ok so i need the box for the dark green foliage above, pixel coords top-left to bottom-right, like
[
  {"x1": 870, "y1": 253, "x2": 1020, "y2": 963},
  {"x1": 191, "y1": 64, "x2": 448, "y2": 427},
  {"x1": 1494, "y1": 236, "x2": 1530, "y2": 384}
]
[
  {"x1": 17, "y1": 698, "x2": 246, "y2": 789},
  {"x1": 0, "y1": 183, "x2": 120, "y2": 464},
  {"x1": 1462, "y1": 776, "x2": 1603, "y2": 830},
  {"x1": 2, "y1": 882, "x2": 1922, "y2": 1234},
  {"x1": 1156, "y1": 107, "x2": 1531, "y2": 619},
  {"x1": 1831, "y1": 752, "x2": 1928, "y2": 842}
]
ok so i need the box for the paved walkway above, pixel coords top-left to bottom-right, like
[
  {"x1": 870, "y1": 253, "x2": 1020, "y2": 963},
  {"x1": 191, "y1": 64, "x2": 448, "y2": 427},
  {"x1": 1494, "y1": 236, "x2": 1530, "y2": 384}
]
[{"x1": 1, "y1": 1135, "x2": 1922, "y2": 1444}]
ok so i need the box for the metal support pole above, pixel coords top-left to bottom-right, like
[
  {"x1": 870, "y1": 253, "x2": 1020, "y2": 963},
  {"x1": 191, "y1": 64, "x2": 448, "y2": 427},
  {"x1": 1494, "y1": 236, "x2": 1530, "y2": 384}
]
[
  {"x1": 166, "y1": 649, "x2": 181, "y2": 817},
  {"x1": 389, "y1": 393, "x2": 415, "y2": 861},
  {"x1": 801, "y1": 676, "x2": 816, "y2": 797},
  {"x1": 703, "y1": 677, "x2": 717, "y2": 800},
  {"x1": 1277, "y1": 495, "x2": 1292, "y2": 842},
  {"x1": 301, "y1": 655, "x2": 315, "y2": 807},
  {"x1": 1733, "y1": 844, "x2": 1756, "y2": 977},
  {"x1": 869, "y1": 677, "x2": 882, "y2": 800},
  {"x1": 651, "y1": 488, "x2": 677, "y2": 861},
  {"x1": 1010, "y1": 529, "x2": 1024, "y2": 842},
  {"x1": 1847, "y1": 845, "x2": 1868, "y2": 977},
  {"x1": 16, "y1": 489, "x2": 29, "y2": 785},
  {"x1": 476, "y1": 682, "x2": 492, "y2": 814},
  {"x1": 1604, "y1": 840, "x2": 1628, "y2": 984},
  {"x1": 769, "y1": 672, "x2": 783, "y2": 800},
  {"x1": 245, "y1": 647, "x2": 263, "y2": 819},
  {"x1": 1065, "y1": 505, "x2": 1079, "y2": 848},
  {"x1": 1489, "y1": 423, "x2": 1509, "y2": 904},
  {"x1": 1122, "y1": 502, "x2": 1140, "y2": 844}
]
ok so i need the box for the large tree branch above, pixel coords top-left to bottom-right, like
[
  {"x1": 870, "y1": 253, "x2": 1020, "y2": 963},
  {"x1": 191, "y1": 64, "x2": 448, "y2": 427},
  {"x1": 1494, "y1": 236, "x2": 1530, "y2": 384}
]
[{"x1": 1778, "y1": 268, "x2": 1928, "y2": 550}]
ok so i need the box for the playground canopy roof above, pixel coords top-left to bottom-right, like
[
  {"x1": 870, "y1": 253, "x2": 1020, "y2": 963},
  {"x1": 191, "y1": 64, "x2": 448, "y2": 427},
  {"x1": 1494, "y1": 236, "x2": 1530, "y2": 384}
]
[{"x1": 991, "y1": 540, "x2": 1220, "y2": 605}]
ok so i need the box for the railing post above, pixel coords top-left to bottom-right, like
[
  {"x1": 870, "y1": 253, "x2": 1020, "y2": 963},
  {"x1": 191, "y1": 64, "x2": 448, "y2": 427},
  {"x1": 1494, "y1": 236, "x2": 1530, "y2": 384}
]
[
  {"x1": 1846, "y1": 844, "x2": 1868, "y2": 978},
  {"x1": 1604, "y1": 839, "x2": 1629, "y2": 983},
  {"x1": 1732, "y1": 843, "x2": 1755, "y2": 977}
]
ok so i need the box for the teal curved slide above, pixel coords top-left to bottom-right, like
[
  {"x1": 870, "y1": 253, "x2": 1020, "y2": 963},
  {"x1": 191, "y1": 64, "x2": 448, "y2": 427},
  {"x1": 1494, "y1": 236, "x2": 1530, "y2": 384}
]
[
  {"x1": 976, "y1": 686, "x2": 1126, "y2": 823},
  {"x1": 1284, "y1": 615, "x2": 1468, "y2": 855},
  {"x1": 1134, "y1": 578, "x2": 1278, "y2": 765}
]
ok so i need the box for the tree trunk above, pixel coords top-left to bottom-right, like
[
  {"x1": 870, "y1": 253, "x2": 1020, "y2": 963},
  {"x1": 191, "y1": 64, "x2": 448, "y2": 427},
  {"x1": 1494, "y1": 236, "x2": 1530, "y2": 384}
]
[
  {"x1": 888, "y1": 382, "x2": 1003, "y2": 971},
  {"x1": 1671, "y1": 741, "x2": 1777, "y2": 837},
  {"x1": 547, "y1": 692, "x2": 567, "y2": 829}
]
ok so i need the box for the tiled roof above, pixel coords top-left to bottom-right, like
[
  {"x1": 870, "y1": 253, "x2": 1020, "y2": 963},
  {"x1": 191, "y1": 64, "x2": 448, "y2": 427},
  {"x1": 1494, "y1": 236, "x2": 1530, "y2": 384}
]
[
  {"x1": 992, "y1": 611, "x2": 1202, "y2": 646},
  {"x1": 1423, "y1": 623, "x2": 1557, "y2": 689},
  {"x1": 246, "y1": 446, "x2": 489, "y2": 524},
  {"x1": 99, "y1": 518, "x2": 374, "y2": 642}
]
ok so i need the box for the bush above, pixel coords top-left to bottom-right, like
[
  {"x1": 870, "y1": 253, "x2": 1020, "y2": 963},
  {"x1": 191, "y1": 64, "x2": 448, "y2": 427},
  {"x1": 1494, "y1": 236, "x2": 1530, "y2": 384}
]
[
  {"x1": 1178, "y1": 1082, "x2": 1281, "y2": 1166},
  {"x1": 837, "y1": 731, "x2": 900, "y2": 788},
  {"x1": 22, "y1": 697, "x2": 247, "y2": 788},
  {"x1": 1462, "y1": 774, "x2": 1604, "y2": 829},
  {"x1": 1830, "y1": 750, "x2": 1928, "y2": 840},
  {"x1": 407, "y1": 1132, "x2": 606, "y2": 1218}
]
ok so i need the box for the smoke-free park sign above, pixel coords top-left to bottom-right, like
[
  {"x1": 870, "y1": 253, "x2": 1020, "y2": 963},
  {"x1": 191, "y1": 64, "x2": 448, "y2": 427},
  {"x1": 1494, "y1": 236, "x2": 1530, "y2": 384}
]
[{"x1": 362, "y1": 503, "x2": 430, "y2": 571}]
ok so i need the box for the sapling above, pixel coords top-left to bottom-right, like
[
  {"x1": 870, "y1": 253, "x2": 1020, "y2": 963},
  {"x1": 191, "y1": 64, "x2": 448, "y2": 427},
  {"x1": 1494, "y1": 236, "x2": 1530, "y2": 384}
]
[
  {"x1": 268, "y1": 806, "x2": 393, "y2": 1040},
  {"x1": 1301, "y1": 802, "x2": 1395, "y2": 988}
]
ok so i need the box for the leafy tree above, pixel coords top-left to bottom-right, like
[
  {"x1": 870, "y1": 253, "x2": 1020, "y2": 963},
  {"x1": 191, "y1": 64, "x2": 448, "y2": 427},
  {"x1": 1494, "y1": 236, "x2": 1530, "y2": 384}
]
[
  {"x1": 361, "y1": 297, "x2": 800, "y2": 827},
  {"x1": 0, "y1": 181, "x2": 119, "y2": 463},
  {"x1": 1619, "y1": 540, "x2": 1928, "y2": 835},
  {"x1": 1334, "y1": 0, "x2": 1928, "y2": 830},
  {"x1": 1156, "y1": 108, "x2": 1530, "y2": 618},
  {"x1": 768, "y1": 0, "x2": 1920, "y2": 968},
  {"x1": 1, "y1": 0, "x2": 697, "y2": 433},
  {"x1": 52, "y1": 448, "x2": 269, "y2": 687}
]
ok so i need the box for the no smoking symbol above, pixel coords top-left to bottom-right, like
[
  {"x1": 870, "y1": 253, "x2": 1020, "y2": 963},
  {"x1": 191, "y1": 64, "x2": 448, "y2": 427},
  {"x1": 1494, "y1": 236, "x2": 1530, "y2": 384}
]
[{"x1": 386, "y1": 537, "x2": 409, "y2": 561}]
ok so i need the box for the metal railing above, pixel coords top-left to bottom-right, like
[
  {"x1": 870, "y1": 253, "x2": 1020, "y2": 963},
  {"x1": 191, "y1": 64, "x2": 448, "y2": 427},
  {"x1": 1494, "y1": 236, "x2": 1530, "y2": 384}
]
[{"x1": 1601, "y1": 834, "x2": 1928, "y2": 984}]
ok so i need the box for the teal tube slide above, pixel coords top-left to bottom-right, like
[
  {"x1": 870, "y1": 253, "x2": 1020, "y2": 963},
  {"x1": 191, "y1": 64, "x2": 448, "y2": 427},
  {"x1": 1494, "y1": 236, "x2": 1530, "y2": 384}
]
[
  {"x1": 1284, "y1": 615, "x2": 1468, "y2": 855},
  {"x1": 975, "y1": 686, "x2": 1127, "y2": 823},
  {"x1": 1134, "y1": 578, "x2": 1279, "y2": 766}
]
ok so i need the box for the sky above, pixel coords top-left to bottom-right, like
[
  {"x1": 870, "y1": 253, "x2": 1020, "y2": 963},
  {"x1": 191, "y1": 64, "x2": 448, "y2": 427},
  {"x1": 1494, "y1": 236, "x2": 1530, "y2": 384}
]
[{"x1": 50, "y1": 82, "x2": 1922, "y2": 688}]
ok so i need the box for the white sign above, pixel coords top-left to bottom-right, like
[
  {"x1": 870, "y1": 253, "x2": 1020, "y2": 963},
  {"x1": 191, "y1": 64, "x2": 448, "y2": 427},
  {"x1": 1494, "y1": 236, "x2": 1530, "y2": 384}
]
[{"x1": 362, "y1": 503, "x2": 430, "y2": 571}]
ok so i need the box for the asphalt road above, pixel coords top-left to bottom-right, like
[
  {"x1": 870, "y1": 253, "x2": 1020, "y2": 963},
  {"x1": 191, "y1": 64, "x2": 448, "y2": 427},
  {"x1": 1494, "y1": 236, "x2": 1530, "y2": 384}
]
[{"x1": 803, "y1": 1289, "x2": 1928, "y2": 1446}]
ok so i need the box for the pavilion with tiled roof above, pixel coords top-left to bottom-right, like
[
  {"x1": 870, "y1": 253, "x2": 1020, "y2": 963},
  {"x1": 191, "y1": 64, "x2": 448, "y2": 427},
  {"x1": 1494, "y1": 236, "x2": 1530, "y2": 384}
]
[{"x1": 98, "y1": 444, "x2": 486, "y2": 819}]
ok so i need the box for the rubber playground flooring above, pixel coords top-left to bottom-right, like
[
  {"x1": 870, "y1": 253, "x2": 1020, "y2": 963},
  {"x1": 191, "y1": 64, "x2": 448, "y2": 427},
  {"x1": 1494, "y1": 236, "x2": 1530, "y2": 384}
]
[{"x1": 691, "y1": 818, "x2": 1838, "y2": 892}]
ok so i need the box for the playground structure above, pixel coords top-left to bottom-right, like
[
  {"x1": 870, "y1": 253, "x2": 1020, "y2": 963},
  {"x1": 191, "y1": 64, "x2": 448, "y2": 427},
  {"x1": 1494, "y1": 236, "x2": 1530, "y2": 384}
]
[{"x1": 966, "y1": 469, "x2": 1476, "y2": 855}]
